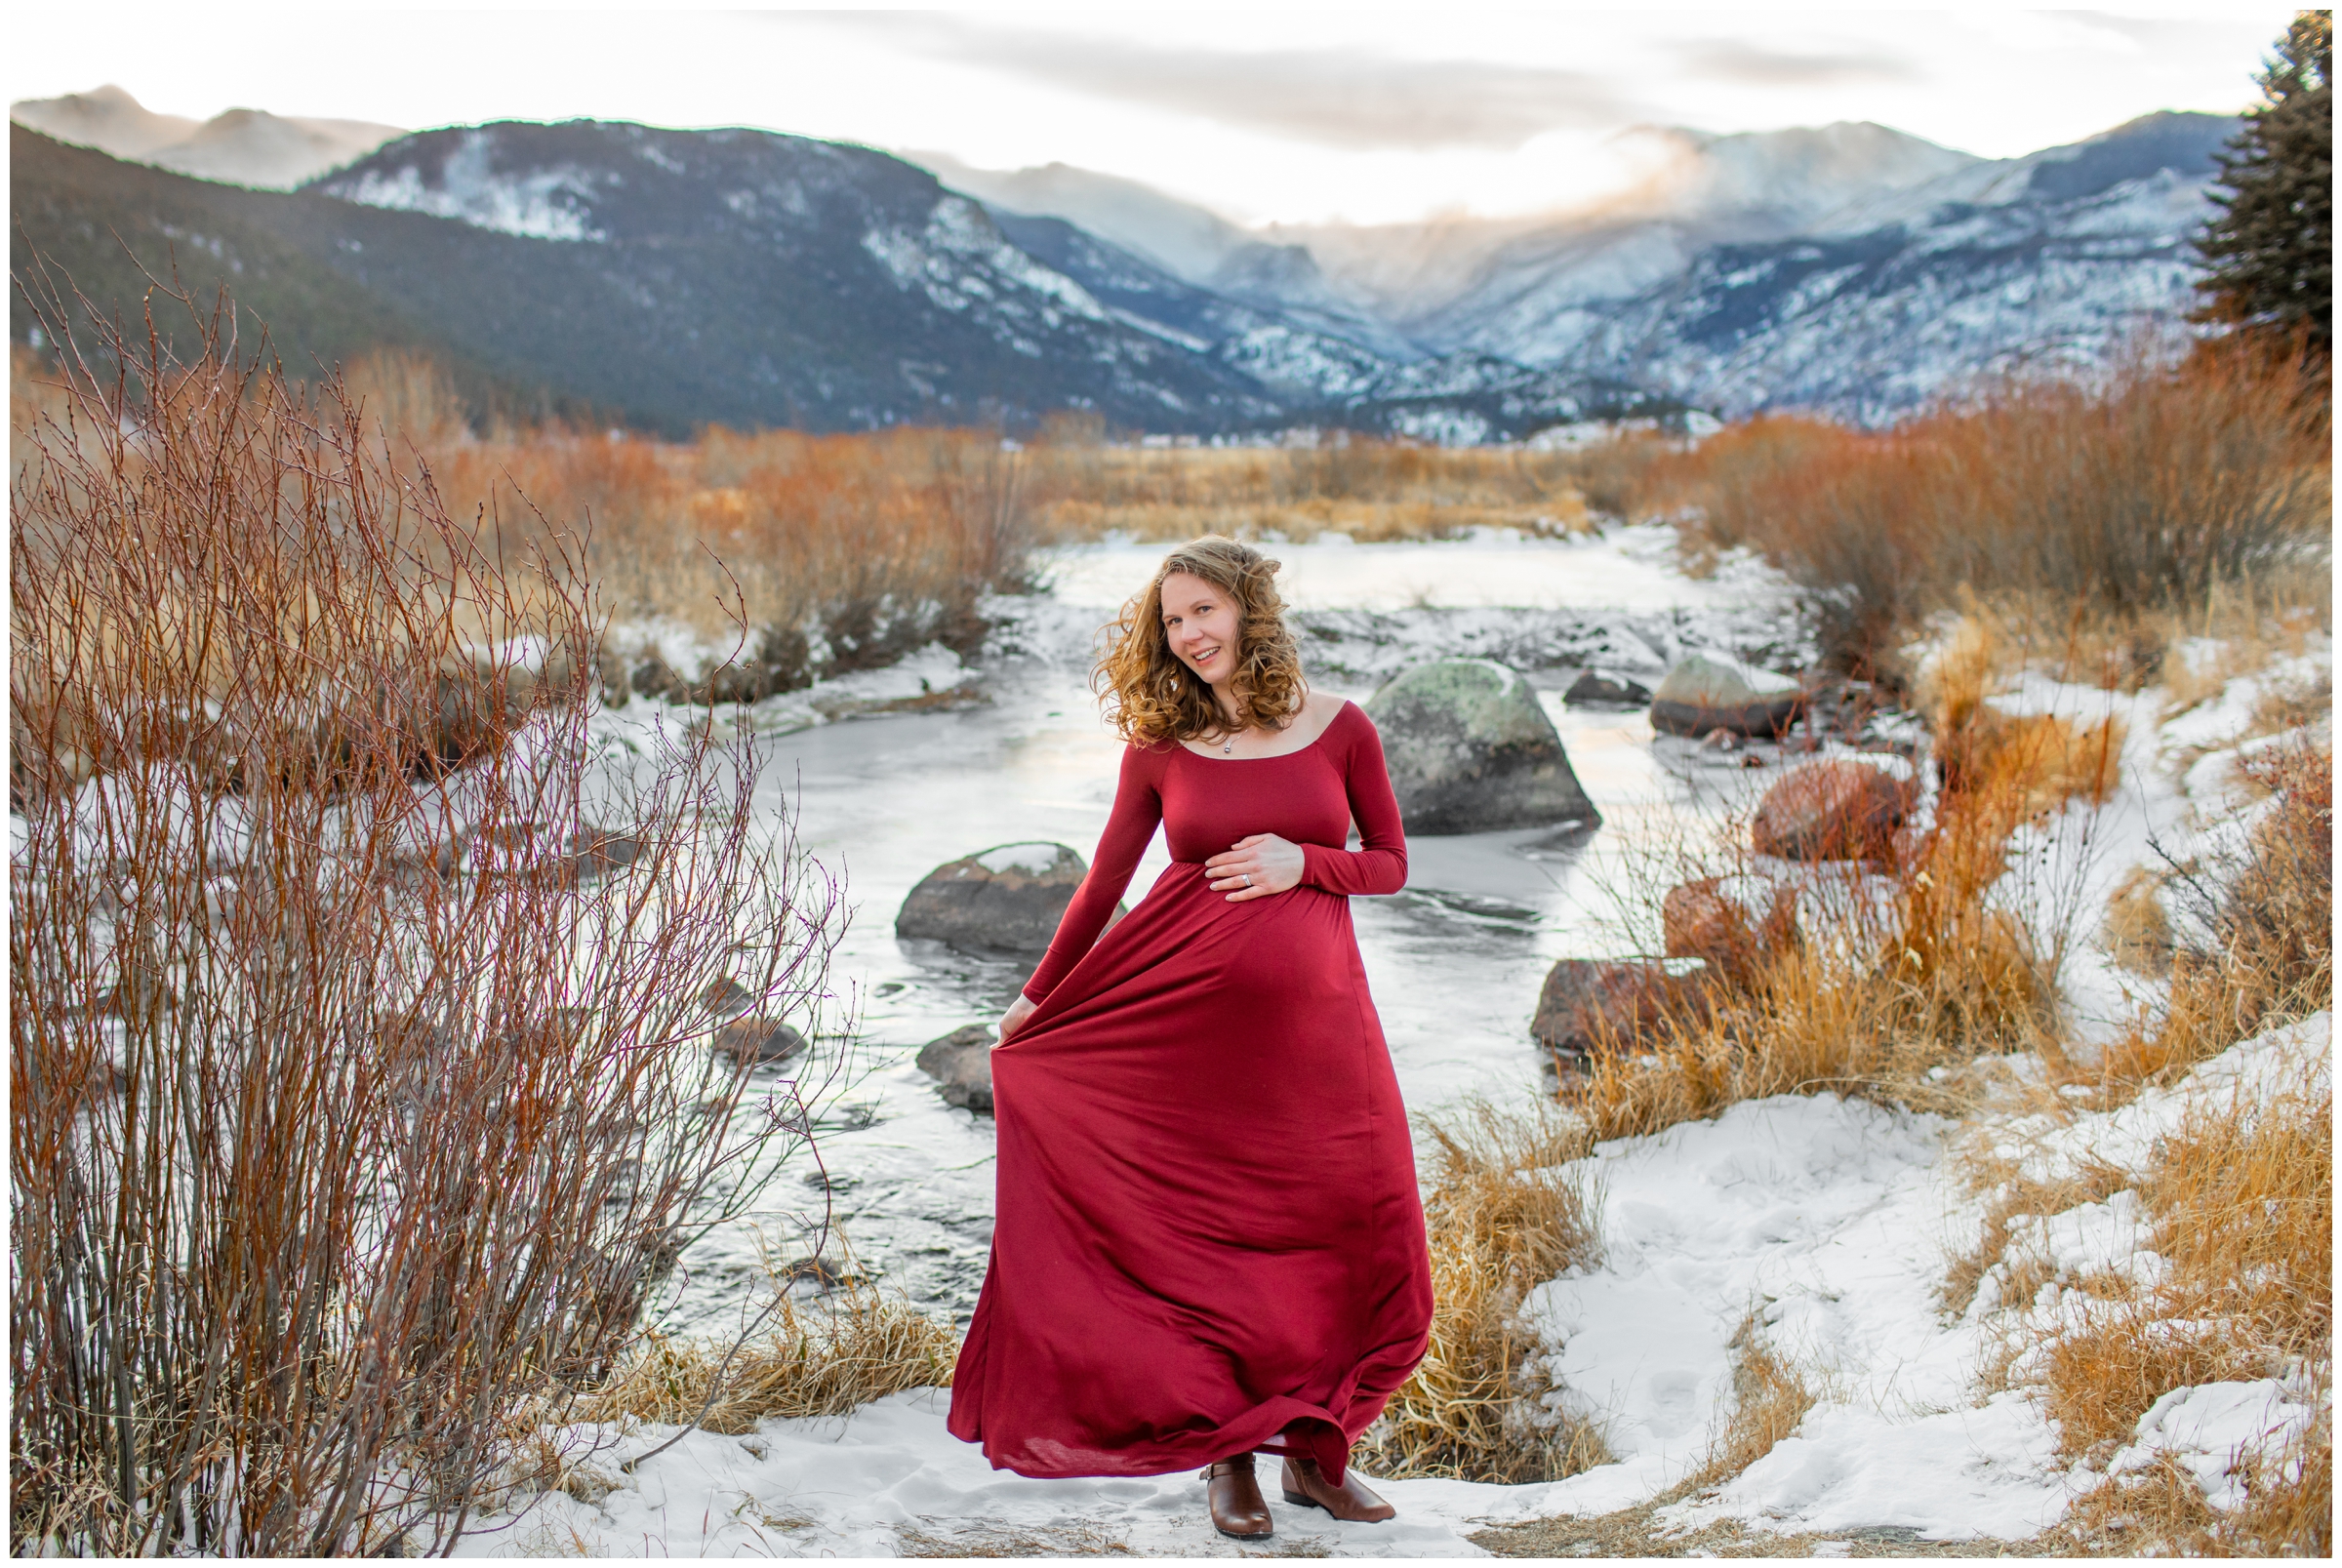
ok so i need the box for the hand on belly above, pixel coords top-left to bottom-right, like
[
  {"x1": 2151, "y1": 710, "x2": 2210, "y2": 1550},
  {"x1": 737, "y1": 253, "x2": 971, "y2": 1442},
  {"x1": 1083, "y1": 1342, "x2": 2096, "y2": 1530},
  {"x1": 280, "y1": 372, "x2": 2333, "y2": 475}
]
[{"x1": 1205, "y1": 834, "x2": 1306, "y2": 902}]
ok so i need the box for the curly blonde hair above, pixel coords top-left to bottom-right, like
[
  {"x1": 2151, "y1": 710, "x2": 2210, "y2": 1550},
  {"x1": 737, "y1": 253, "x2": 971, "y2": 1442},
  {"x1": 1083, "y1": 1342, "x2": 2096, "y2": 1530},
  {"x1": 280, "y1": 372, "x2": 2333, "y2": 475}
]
[{"x1": 1095, "y1": 536, "x2": 1306, "y2": 746}]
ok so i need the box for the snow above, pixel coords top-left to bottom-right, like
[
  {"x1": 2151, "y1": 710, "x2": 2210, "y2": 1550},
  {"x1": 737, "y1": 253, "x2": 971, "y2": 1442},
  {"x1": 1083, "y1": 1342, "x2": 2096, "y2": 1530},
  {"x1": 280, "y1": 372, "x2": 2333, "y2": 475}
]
[
  {"x1": 862, "y1": 196, "x2": 1110, "y2": 333},
  {"x1": 1712, "y1": 1392, "x2": 2068, "y2": 1542},
  {"x1": 2109, "y1": 1378, "x2": 2319, "y2": 1512},
  {"x1": 1982, "y1": 1014, "x2": 2331, "y2": 1183},
  {"x1": 975, "y1": 843, "x2": 1066, "y2": 876},
  {"x1": 452, "y1": 1014, "x2": 2329, "y2": 1554},
  {"x1": 2157, "y1": 651, "x2": 2330, "y2": 756},
  {"x1": 593, "y1": 636, "x2": 983, "y2": 746},
  {"x1": 1521, "y1": 1095, "x2": 2075, "y2": 1541},
  {"x1": 1034, "y1": 524, "x2": 1800, "y2": 620},
  {"x1": 34, "y1": 532, "x2": 2320, "y2": 1553},
  {"x1": 452, "y1": 1392, "x2": 1511, "y2": 1557},
  {"x1": 327, "y1": 131, "x2": 607, "y2": 241}
]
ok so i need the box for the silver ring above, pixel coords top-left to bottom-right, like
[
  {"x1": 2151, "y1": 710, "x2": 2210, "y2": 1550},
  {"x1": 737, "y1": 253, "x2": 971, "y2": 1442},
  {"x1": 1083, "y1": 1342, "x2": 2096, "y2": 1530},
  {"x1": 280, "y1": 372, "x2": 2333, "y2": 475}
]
[{"x1": 1240, "y1": 874, "x2": 1252, "y2": 887}]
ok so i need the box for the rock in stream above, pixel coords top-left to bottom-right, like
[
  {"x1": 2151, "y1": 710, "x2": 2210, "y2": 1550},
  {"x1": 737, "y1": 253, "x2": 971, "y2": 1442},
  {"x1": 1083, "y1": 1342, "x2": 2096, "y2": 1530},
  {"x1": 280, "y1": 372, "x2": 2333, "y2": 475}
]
[{"x1": 1363, "y1": 659, "x2": 1600, "y2": 834}]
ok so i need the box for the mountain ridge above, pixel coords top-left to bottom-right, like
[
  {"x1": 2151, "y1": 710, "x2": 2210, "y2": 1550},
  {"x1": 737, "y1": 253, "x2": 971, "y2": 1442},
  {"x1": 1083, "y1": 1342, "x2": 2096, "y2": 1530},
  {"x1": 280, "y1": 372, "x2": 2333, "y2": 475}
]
[
  {"x1": 11, "y1": 83, "x2": 404, "y2": 189},
  {"x1": 11, "y1": 104, "x2": 2237, "y2": 437}
]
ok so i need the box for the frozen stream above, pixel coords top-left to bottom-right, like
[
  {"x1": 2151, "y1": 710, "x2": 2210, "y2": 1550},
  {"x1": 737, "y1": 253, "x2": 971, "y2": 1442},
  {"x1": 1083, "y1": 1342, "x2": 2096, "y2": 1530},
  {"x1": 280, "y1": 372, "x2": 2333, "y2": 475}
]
[{"x1": 652, "y1": 529, "x2": 1810, "y2": 1331}]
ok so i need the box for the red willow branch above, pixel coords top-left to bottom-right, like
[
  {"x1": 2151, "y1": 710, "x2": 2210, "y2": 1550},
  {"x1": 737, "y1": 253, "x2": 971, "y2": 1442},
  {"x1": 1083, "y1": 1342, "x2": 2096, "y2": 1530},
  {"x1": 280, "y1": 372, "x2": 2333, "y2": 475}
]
[{"x1": 10, "y1": 268, "x2": 851, "y2": 1556}]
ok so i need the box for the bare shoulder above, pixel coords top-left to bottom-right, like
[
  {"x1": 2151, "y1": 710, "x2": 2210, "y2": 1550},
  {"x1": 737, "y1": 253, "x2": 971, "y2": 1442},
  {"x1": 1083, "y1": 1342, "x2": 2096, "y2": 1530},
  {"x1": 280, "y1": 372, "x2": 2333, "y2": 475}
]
[{"x1": 1297, "y1": 689, "x2": 1352, "y2": 745}]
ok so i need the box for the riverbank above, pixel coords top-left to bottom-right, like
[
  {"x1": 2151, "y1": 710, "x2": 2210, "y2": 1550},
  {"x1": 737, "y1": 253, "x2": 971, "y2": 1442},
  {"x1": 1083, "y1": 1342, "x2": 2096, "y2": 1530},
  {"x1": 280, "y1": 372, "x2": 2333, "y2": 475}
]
[{"x1": 450, "y1": 540, "x2": 2328, "y2": 1554}]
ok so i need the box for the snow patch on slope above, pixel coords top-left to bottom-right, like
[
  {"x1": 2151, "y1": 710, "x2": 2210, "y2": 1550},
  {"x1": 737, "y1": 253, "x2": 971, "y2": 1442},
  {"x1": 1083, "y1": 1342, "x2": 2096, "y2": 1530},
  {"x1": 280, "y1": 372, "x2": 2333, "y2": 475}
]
[
  {"x1": 863, "y1": 197, "x2": 1110, "y2": 333},
  {"x1": 329, "y1": 130, "x2": 607, "y2": 241}
]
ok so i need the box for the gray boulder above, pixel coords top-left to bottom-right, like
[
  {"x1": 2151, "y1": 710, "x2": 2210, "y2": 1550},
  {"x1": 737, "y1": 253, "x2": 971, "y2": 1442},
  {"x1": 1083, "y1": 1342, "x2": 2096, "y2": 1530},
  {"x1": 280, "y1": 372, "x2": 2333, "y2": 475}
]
[
  {"x1": 1649, "y1": 654, "x2": 1805, "y2": 739},
  {"x1": 1362, "y1": 660, "x2": 1600, "y2": 835},
  {"x1": 897, "y1": 842, "x2": 1093, "y2": 953},
  {"x1": 915, "y1": 1024, "x2": 996, "y2": 1113},
  {"x1": 1564, "y1": 670, "x2": 1653, "y2": 707},
  {"x1": 712, "y1": 1015, "x2": 807, "y2": 1066}
]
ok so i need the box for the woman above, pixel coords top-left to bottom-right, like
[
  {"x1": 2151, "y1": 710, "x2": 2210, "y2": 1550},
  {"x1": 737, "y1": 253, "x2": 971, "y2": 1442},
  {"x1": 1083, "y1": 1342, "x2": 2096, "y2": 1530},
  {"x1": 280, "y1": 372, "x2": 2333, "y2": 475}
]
[{"x1": 947, "y1": 536, "x2": 1433, "y2": 1541}]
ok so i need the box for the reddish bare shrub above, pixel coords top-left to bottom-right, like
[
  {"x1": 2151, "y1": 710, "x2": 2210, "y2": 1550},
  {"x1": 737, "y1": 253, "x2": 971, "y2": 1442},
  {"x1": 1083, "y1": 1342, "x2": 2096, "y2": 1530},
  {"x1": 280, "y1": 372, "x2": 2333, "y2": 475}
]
[
  {"x1": 10, "y1": 283, "x2": 848, "y2": 1554},
  {"x1": 1643, "y1": 346, "x2": 2331, "y2": 677}
]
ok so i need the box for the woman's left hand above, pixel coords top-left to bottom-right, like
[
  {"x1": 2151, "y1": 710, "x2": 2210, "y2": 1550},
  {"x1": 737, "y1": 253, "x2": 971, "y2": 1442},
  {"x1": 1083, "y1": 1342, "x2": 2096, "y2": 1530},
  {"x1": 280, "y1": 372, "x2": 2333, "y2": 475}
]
[{"x1": 1205, "y1": 834, "x2": 1306, "y2": 902}]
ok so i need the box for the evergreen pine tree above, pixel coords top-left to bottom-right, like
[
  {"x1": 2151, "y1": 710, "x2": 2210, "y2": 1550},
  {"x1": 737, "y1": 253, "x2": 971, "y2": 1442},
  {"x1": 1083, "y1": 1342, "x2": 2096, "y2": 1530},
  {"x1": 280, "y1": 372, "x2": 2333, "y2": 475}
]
[{"x1": 2194, "y1": 12, "x2": 2333, "y2": 354}]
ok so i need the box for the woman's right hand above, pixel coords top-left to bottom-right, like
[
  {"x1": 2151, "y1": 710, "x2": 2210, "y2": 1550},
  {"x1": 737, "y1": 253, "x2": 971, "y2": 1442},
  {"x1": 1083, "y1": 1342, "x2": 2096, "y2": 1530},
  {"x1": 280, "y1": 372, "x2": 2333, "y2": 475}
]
[{"x1": 996, "y1": 994, "x2": 1037, "y2": 1048}]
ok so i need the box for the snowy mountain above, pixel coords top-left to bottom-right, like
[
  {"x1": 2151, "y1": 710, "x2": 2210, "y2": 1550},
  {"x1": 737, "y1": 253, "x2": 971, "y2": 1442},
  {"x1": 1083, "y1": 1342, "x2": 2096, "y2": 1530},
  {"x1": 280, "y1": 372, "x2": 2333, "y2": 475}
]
[
  {"x1": 13, "y1": 99, "x2": 2240, "y2": 436},
  {"x1": 980, "y1": 206, "x2": 1668, "y2": 436},
  {"x1": 11, "y1": 83, "x2": 402, "y2": 189},
  {"x1": 911, "y1": 151, "x2": 1414, "y2": 359},
  {"x1": 907, "y1": 153, "x2": 1256, "y2": 285},
  {"x1": 926, "y1": 115, "x2": 2237, "y2": 426},
  {"x1": 1286, "y1": 122, "x2": 1985, "y2": 325},
  {"x1": 9, "y1": 83, "x2": 199, "y2": 157},
  {"x1": 301, "y1": 120, "x2": 1294, "y2": 432},
  {"x1": 1416, "y1": 112, "x2": 2237, "y2": 421}
]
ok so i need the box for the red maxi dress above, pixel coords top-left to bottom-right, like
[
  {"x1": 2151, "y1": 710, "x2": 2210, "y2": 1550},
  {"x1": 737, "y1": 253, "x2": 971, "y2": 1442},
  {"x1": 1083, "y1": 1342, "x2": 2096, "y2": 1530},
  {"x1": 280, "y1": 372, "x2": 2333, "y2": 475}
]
[{"x1": 947, "y1": 700, "x2": 1433, "y2": 1486}]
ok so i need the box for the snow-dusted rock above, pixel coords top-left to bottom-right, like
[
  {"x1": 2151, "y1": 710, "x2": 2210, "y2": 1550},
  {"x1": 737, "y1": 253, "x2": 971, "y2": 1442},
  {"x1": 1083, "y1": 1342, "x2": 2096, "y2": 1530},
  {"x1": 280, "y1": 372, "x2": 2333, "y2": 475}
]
[
  {"x1": 896, "y1": 841, "x2": 1092, "y2": 953},
  {"x1": 1649, "y1": 653, "x2": 1805, "y2": 739},
  {"x1": 1363, "y1": 659, "x2": 1600, "y2": 834},
  {"x1": 1564, "y1": 670, "x2": 1653, "y2": 706}
]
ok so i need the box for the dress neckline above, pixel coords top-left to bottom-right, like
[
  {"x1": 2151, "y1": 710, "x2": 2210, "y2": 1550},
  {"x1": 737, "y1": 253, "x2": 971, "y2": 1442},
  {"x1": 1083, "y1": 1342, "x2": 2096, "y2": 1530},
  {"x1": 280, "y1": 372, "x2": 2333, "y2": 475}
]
[{"x1": 1174, "y1": 700, "x2": 1350, "y2": 763}]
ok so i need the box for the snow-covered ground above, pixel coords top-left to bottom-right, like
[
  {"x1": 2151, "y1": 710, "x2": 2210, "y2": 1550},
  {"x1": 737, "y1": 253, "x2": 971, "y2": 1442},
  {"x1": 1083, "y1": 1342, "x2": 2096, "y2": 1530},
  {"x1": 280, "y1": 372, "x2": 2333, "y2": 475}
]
[{"x1": 452, "y1": 1014, "x2": 2329, "y2": 1556}]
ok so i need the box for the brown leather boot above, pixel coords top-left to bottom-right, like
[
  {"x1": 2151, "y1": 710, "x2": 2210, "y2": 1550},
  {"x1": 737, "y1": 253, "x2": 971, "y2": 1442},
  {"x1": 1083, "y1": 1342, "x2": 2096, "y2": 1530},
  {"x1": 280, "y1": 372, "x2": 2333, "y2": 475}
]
[
  {"x1": 1280, "y1": 1456, "x2": 1396, "y2": 1522},
  {"x1": 1202, "y1": 1454, "x2": 1273, "y2": 1540}
]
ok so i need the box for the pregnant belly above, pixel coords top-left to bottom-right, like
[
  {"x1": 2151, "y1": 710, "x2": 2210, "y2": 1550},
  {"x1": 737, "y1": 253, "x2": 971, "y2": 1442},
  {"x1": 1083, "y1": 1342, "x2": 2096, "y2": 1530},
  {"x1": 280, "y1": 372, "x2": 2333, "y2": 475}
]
[{"x1": 1021, "y1": 864, "x2": 1377, "y2": 1103}]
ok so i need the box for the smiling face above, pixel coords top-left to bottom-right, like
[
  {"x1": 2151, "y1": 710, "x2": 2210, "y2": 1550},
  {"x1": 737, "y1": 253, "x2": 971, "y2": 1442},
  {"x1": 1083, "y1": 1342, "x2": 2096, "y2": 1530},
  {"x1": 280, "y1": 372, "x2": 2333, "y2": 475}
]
[{"x1": 1158, "y1": 569, "x2": 1244, "y2": 691}]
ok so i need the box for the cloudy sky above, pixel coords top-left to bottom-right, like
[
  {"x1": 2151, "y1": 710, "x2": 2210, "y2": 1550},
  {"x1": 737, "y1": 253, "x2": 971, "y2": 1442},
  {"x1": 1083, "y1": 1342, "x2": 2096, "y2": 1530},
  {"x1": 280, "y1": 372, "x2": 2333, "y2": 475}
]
[{"x1": 7, "y1": 4, "x2": 2302, "y2": 224}]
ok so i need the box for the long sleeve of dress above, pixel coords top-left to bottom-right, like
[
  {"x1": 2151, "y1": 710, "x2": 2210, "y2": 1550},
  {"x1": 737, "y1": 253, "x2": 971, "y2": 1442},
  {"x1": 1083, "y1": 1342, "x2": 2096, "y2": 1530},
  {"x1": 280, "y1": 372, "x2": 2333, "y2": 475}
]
[
  {"x1": 1022, "y1": 744, "x2": 1164, "y2": 1006},
  {"x1": 1299, "y1": 710, "x2": 1408, "y2": 897}
]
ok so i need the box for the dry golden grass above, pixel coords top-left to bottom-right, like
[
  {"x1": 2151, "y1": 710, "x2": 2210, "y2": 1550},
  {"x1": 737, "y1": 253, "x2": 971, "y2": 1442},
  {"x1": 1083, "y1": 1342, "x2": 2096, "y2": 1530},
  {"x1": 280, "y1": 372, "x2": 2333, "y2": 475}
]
[
  {"x1": 1681, "y1": 1315, "x2": 1822, "y2": 1493},
  {"x1": 1025, "y1": 440, "x2": 1596, "y2": 544},
  {"x1": 1474, "y1": 1508, "x2": 2056, "y2": 1557},
  {"x1": 2087, "y1": 743, "x2": 2331, "y2": 1101},
  {"x1": 2097, "y1": 866, "x2": 2174, "y2": 979},
  {"x1": 422, "y1": 425, "x2": 1028, "y2": 676},
  {"x1": 1944, "y1": 573, "x2": 2330, "y2": 703},
  {"x1": 2056, "y1": 1094, "x2": 2330, "y2": 1450},
  {"x1": 1943, "y1": 737, "x2": 2332, "y2": 1556},
  {"x1": 1621, "y1": 343, "x2": 2331, "y2": 681},
  {"x1": 1362, "y1": 1098, "x2": 1609, "y2": 1483},
  {"x1": 1969, "y1": 1086, "x2": 2334, "y2": 1556},
  {"x1": 894, "y1": 1520, "x2": 1136, "y2": 1556},
  {"x1": 578, "y1": 1283, "x2": 958, "y2": 1434},
  {"x1": 1940, "y1": 1162, "x2": 2135, "y2": 1320},
  {"x1": 1567, "y1": 597, "x2": 2164, "y2": 1147},
  {"x1": 1572, "y1": 678, "x2": 2110, "y2": 1142}
]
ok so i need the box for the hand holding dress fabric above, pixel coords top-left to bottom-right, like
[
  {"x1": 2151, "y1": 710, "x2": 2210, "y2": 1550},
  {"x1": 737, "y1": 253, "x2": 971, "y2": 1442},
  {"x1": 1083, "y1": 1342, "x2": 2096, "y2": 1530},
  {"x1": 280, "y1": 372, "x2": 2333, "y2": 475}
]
[
  {"x1": 995, "y1": 995, "x2": 1036, "y2": 1046},
  {"x1": 1205, "y1": 834, "x2": 1306, "y2": 901}
]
